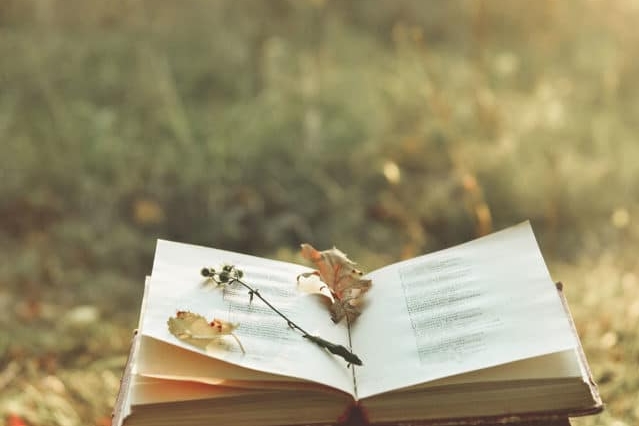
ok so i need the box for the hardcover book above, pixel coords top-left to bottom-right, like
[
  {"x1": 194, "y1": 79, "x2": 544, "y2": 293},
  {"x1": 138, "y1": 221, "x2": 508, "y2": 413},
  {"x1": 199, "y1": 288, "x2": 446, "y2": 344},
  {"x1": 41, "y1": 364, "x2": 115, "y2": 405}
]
[{"x1": 112, "y1": 222, "x2": 603, "y2": 426}]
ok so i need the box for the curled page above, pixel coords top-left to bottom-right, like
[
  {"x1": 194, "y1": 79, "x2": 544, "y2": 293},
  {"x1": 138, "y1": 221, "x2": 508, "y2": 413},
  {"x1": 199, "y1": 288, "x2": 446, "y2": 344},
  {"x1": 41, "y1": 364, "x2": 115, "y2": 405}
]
[{"x1": 138, "y1": 240, "x2": 355, "y2": 395}]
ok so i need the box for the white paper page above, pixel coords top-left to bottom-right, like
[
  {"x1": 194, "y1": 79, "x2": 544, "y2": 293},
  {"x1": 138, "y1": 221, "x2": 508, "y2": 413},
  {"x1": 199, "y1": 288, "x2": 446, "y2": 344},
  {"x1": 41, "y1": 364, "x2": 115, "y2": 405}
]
[
  {"x1": 135, "y1": 335, "x2": 313, "y2": 384},
  {"x1": 139, "y1": 240, "x2": 354, "y2": 395},
  {"x1": 352, "y1": 222, "x2": 578, "y2": 399},
  {"x1": 131, "y1": 376, "x2": 275, "y2": 405}
]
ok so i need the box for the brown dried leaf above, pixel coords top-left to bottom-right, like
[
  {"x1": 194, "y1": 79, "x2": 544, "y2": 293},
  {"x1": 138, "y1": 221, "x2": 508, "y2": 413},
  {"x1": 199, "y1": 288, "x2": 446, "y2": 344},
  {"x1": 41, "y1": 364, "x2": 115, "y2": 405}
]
[
  {"x1": 300, "y1": 244, "x2": 372, "y2": 323},
  {"x1": 167, "y1": 311, "x2": 245, "y2": 353}
]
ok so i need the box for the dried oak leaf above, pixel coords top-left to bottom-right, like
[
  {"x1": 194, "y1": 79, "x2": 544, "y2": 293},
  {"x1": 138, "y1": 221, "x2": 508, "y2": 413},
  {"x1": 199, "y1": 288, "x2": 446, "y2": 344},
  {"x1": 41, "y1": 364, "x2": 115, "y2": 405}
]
[
  {"x1": 167, "y1": 311, "x2": 245, "y2": 353},
  {"x1": 298, "y1": 244, "x2": 372, "y2": 323}
]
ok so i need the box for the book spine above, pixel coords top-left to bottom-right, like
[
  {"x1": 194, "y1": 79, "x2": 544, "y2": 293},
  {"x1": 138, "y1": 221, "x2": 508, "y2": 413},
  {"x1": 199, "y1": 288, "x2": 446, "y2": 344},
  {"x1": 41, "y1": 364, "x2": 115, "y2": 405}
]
[{"x1": 111, "y1": 330, "x2": 138, "y2": 426}]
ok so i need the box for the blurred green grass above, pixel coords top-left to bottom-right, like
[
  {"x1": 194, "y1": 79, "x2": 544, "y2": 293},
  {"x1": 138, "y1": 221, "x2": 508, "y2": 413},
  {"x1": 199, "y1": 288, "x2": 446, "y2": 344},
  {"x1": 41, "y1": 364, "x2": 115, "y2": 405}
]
[{"x1": 0, "y1": 1, "x2": 638, "y2": 425}]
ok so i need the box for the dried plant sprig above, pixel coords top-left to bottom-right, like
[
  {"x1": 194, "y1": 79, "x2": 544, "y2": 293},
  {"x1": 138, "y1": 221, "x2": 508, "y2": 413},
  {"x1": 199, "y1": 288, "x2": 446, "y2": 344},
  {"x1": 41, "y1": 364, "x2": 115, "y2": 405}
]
[
  {"x1": 201, "y1": 265, "x2": 363, "y2": 366},
  {"x1": 299, "y1": 244, "x2": 372, "y2": 324}
]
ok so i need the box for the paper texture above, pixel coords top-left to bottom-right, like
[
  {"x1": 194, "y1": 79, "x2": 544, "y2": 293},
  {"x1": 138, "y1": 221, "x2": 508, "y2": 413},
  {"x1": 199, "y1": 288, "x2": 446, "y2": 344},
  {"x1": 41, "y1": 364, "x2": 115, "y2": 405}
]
[
  {"x1": 135, "y1": 222, "x2": 580, "y2": 401},
  {"x1": 352, "y1": 222, "x2": 578, "y2": 398},
  {"x1": 138, "y1": 240, "x2": 355, "y2": 395}
]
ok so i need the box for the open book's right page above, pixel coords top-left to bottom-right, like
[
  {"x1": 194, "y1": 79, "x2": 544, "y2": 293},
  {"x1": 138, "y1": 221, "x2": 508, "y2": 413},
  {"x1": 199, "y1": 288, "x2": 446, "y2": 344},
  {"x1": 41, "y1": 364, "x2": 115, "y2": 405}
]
[{"x1": 352, "y1": 221, "x2": 578, "y2": 399}]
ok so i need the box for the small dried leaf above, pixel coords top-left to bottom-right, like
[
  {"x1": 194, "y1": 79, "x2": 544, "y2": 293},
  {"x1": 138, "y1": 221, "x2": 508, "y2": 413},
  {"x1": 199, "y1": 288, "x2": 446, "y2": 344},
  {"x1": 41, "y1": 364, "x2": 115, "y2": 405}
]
[
  {"x1": 300, "y1": 244, "x2": 372, "y2": 323},
  {"x1": 167, "y1": 311, "x2": 245, "y2": 353},
  {"x1": 297, "y1": 271, "x2": 335, "y2": 303},
  {"x1": 7, "y1": 414, "x2": 28, "y2": 426}
]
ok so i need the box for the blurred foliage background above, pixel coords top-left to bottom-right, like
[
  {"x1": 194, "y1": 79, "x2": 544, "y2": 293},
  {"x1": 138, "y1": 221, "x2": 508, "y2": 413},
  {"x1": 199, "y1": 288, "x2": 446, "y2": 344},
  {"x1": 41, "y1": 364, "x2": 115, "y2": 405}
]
[{"x1": 1, "y1": 0, "x2": 638, "y2": 425}]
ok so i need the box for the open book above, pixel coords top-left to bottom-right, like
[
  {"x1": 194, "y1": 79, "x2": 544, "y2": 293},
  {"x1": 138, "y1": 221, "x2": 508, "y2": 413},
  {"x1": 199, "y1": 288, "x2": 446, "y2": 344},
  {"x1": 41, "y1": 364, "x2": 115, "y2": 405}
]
[{"x1": 112, "y1": 222, "x2": 602, "y2": 426}]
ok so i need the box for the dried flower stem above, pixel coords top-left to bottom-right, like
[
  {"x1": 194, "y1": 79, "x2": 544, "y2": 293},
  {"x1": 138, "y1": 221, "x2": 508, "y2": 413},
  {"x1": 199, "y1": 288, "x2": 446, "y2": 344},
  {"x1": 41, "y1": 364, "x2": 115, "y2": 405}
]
[{"x1": 202, "y1": 266, "x2": 363, "y2": 366}]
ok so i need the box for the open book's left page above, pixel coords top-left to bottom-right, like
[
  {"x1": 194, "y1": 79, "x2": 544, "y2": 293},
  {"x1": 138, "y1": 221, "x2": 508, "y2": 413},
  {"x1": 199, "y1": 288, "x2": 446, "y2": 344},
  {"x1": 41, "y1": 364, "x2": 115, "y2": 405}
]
[{"x1": 137, "y1": 240, "x2": 355, "y2": 395}]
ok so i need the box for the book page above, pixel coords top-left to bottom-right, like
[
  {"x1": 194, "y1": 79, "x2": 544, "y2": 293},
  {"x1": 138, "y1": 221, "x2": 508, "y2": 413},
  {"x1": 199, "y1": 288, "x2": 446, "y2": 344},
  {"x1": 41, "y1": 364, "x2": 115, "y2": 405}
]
[
  {"x1": 138, "y1": 240, "x2": 355, "y2": 395},
  {"x1": 352, "y1": 222, "x2": 578, "y2": 399}
]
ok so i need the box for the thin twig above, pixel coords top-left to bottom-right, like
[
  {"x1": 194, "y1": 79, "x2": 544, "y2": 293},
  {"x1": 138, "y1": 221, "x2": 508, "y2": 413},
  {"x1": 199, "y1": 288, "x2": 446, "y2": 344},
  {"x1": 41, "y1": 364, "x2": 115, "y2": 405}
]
[{"x1": 202, "y1": 266, "x2": 363, "y2": 366}]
